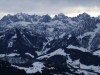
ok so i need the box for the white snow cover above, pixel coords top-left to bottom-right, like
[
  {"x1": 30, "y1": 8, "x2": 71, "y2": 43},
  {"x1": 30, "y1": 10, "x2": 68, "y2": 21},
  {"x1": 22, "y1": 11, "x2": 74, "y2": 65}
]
[
  {"x1": 41, "y1": 41, "x2": 51, "y2": 55},
  {"x1": 12, "y1": 62, "x2": 45, "y2": 74},
  {"x1": 37, "y1": 48, "x2": 66, "y2": 59},
  {"x1": 16, "y1": 14, "x2": 25, "y2": 20},
  {"x1": 12, "y1": 34, "x2": 17, "y2": 39},
  {"x1": 67, "y1": 34, "x2": 72, "y2": 39},
  {"x1": 13, "y1": 49, "x2": 17, "y2": 52},
  {"x1": 76, "y1": 69, "x2": 97, "y2": 75},
  {"x1": 42, "y1": 41, "x2": 50, "y2": 52},
  {"x1": 8, "y1": 41, "x2": 13, "y2": 47},
  {"x1": 8, "y1": 21, "x2": 32, "y2": 28},
  {"x1": 77, "y1": 32, "x2": 93, "y2": 39},
  {"x1": 25, "y1": 53, "x2": 34, "y2": 58},
  {"x1": 0, "y1": 35, "x2": 5, "y2": 39},
  {"x1": 51, "y1": 20, "x2": 65, "y2": 26},
  {"x1": 0, "y1": 53, "x2": 20, "y2": 57},
  {"x1": 7, "y1": 53, "x2": 20, "y2": 57},
  {"x1": 67, "y1": 45, "x2": 88, "y2": 52},
  {"x1": 48, "y1": 67, "x2": 55, "y2": 69},
  {"x1": 16, "y1": 15, "x2": 24, "y2": 20},
  {"x1": 16, "y1": 21, "x2": 31, "y2": 26},
  {"x1": 67, "y1": 18, "x2": 77, "y2": 25},
  {"x1": 48, "y1": 37, "x2": 53, "y2": 41},
  {"x1": 59, "y1": 33, "x2": 66, "y2": 38},
  {"x1": 66, "y1": 54, "x2": 73, "y2": 64},
  {"x1": 47, "y1": 28, "x2": 54, "y2": 32},
  {"x1": 9, "y1": 19, "x2": 13, "y2": 23},
  {"x1": 93, "y1": 50, "x2": 100, "y2": 57},
  {"x1": 79, "y1": 64, "x2": 100, "y2": 73},
  {"x1": 0, "y1": 54, "x2": 6, "y2": 58},
  {"x1": 42, "y1": 48, "x2": 50, "y2": 54},
  {"x1": 35, "y1": 51, "x2": 42, "y2": 56}
]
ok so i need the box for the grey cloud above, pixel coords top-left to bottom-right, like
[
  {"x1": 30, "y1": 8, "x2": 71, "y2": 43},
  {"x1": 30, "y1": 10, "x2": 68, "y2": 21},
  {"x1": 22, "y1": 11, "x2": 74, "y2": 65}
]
[{"x1": 0, "y1": 0, "x2": 100, "y2": 17}]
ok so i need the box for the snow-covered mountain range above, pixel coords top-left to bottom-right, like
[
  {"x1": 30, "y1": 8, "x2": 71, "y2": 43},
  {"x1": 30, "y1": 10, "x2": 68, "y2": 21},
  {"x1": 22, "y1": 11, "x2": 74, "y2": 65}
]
[{"x1": 0, "y1": 13, "x2": 100, "y2": 75}]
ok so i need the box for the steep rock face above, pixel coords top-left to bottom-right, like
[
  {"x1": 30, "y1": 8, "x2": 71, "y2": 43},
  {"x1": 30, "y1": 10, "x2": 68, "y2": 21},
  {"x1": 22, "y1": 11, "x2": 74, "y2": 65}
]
[{"x1": 0, "y1": 27, "x2": 47, "y2": 57}]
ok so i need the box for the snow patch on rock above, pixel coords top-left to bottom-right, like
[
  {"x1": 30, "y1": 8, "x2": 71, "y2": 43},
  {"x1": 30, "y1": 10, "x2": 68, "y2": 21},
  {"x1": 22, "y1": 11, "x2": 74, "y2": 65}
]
[
  {"x1": 12, "y1": 62, "x2": 45, "y2": 74},
  {"x1": 25, "y1": 53, "x2": 34, "y2": 58},
  {"x1": 37, "y1": 48, "x2": 66, "y2": 59},
  {"x1": 93, "y1": 50, "x2": 100, "y2": 57},
  {"x1": 67, "y1": 45, "x2": 88, "y2": 52}
]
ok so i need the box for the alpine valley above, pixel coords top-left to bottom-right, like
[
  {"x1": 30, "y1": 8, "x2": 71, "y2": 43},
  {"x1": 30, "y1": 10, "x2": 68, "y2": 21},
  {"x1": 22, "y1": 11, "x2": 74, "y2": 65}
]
[{"x1": 0, "y1": 13, "x2": 100, "y2": 75}]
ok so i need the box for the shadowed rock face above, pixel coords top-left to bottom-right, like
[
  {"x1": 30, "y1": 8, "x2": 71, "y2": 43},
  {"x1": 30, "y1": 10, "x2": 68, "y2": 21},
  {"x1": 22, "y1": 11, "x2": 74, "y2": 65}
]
[
  {"x1": 0, "y1": 60, "x2": 28, "y2": 75},
  {"x1": 0, "y1": 27, "x2": 47, "y2": 57}
]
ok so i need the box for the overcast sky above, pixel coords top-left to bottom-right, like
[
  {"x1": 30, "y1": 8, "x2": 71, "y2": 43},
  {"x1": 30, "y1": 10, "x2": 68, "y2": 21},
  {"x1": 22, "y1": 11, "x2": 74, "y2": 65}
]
[{"x1": 0, "y1": 0, "x2": 100, "y2": 18}]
